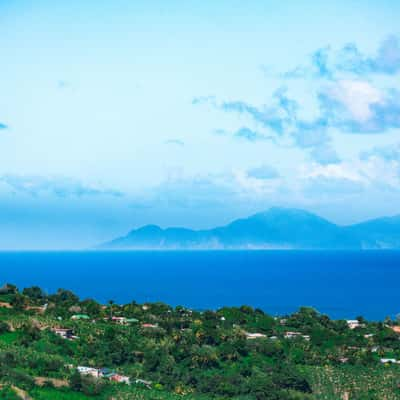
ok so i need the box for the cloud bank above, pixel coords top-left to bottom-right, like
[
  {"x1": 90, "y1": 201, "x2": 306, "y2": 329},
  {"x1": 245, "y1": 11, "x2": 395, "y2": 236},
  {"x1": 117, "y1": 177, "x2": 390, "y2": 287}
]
[{"x1": 0, "y1": 175, "x2": 124, "y2": 198}]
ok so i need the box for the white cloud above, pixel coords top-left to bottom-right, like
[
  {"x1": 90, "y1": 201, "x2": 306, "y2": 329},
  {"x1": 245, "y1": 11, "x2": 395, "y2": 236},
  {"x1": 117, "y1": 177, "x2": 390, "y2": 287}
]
[
  {"x1": 326, "y1": 80, "x2": 383, "y2": 123},
  {"x1": 301, "y1": 155, "x2": 400, "y2": 191}
]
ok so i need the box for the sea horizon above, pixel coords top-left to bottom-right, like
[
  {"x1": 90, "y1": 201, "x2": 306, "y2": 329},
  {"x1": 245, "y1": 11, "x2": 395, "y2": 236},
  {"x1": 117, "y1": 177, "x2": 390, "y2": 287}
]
[{"x1": 2, "y1": 250, "x2": 399, "y2": 321}]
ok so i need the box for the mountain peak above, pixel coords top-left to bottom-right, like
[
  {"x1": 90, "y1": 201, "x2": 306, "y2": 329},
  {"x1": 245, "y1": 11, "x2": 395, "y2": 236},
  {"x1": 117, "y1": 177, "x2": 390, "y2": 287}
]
[
  {"x1": 100, "y1": 208, "x2": 400, "y2": 250},
  {"x1": 133, "y1": 224, "x2": 162, "y2": 234},
  {"x1": 256, "y1": 207, "x2": 319, "y2": 218},
  {"x1": 246, "y1": 207, "x2": 332, "y2": 227}
]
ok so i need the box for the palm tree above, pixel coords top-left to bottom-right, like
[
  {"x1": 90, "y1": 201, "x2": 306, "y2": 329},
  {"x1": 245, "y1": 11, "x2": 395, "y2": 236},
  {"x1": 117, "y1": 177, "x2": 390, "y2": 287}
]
[{"x1": 108, "y1": 300, "x2": 115, "y2": 320}]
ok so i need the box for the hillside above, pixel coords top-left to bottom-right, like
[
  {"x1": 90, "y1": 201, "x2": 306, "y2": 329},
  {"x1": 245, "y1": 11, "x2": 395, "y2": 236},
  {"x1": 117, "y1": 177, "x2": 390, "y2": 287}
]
[{"x1": 1, "y1": 284, "x2": 400, "y2": 399}]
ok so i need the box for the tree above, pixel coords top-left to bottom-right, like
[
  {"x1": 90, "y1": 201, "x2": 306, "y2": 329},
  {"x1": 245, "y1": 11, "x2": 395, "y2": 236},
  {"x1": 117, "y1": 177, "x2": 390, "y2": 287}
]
[
  {"x1": 272, "y1": 365, "x2": 311, "y2": 393},
  {"x1": 80, "y1": 375, "x2": 105, "y2": 396},
  {"x1": 0, "y1": 284, "x2": 18, "y2": 294},
  {"x1": 11, "y1": 293, "x2": 28, "y2": 311},
  {"x1": 82, "y1": 299, "x2": 101, "y2": 317},
  {"x1": 69, "y1": 370, "x2": 83, "y2": 391},
  {"x1": 52, "y1": 289, "x2": 79, "y2": 304},
  {"x1": 0, "y1": 321, "x2": 10, "y2": 334},
  {"x1": 22, "y1": 286, "x2": 46, "y2": 302},
  {"x1": 18, "y1": 322, "x2": 41, "y2": 346},
  {"x1": 108, "y1": 299, "x2": 115, "y2": 319},
  {"x1": 250, "y1": 373, "x2": 277, "y2": 400}
]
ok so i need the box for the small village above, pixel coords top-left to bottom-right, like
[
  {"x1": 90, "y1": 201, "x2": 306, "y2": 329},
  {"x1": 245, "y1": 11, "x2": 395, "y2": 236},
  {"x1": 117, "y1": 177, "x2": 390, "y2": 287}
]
[{"x1": 1, "y1": 283, "x2": 400, "y2": 399}]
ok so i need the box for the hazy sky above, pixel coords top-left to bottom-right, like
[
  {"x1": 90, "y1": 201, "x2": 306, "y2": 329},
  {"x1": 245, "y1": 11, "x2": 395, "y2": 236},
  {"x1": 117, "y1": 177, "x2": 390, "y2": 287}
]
[{"x1": 1, "y1": 0, "x2": 400, "y2": 248}]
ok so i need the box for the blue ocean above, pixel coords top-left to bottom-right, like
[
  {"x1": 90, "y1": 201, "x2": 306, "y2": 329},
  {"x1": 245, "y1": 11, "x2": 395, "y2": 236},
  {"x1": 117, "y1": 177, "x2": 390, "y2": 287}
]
[{"x1": 0, "y1": 250, "x2": 399, "y2": 320}]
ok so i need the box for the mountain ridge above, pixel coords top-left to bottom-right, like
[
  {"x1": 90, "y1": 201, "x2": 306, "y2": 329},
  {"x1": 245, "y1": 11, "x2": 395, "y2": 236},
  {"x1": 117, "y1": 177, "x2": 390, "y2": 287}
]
[{"x1": 100, "y1": 207, "x2": 400, "y2": 250}]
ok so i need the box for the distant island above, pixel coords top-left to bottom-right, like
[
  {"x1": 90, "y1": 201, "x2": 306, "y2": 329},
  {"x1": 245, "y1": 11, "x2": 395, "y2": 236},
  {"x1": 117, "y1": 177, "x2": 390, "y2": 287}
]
[{"x1": 100, "y1": 207, "x2": 400, "y2": 250}]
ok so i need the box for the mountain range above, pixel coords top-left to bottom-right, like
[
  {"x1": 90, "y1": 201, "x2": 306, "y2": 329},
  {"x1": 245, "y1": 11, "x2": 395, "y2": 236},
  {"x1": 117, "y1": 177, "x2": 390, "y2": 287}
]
[{"x1": 100, "y1": 207, "x2": 400, "y2": 250}]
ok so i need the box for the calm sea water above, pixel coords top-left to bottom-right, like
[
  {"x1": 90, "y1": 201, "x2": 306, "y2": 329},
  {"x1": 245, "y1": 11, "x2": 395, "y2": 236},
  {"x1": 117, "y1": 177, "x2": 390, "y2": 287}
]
[{"x1": 0, "y1": 251, "x2": 399, "y2": 320}]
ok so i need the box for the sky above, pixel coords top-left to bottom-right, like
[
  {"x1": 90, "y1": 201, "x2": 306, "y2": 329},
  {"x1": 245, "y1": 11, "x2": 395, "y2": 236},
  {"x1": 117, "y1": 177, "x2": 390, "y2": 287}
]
[{"x1": 1, "y1": 0, "x2": 400, "y2": 249}]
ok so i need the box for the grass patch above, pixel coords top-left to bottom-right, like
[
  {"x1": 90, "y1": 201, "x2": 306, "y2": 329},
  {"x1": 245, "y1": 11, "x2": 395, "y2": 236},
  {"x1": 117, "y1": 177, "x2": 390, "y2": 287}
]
[
  {"x1": 0, "y1": 385, "x2": 20, "y2": 400},
  {"x1": 30, "y1": 387, "x2": 92, "y2": 400},
  {"x1": 104, "y1": 385, "x2": 213, "y2": 400},
  {"x1": 31, "y1": 386, "x2": 211, "y2": 400},
  {"x1": 304, "y1": 365, "x2": 400, "y2": 400},
  {"x1": 0, "y1": 308, "x2": 12, "y2": 318},
  {"x1": 0, "y1": 294, "x2": 14, "y2": 303},
  {"x1": 0, "y1": 331, "x2": 20, "y2": 344}
]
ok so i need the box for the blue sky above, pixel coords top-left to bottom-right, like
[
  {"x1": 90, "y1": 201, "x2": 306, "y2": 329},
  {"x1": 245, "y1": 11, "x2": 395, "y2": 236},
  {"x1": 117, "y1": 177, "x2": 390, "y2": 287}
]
[{"x1": 1, "y1": 0, "x2": 400, "y2": 248}]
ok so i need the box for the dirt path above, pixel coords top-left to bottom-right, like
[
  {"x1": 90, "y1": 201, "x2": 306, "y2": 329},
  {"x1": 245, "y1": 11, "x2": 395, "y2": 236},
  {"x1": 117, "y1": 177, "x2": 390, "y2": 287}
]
[
  {"x1": 35, "y1": 376, "x2": 69, "y2": 388},
  {"x1": 11, "y1": 385, "x2": 33, "y2": 400}
]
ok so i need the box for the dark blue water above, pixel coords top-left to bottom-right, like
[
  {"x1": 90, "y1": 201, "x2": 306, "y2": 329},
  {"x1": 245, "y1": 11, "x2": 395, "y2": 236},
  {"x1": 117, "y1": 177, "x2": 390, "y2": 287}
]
[{"x1": 0, "y1": 251, "x2": 399, "y2": 320}]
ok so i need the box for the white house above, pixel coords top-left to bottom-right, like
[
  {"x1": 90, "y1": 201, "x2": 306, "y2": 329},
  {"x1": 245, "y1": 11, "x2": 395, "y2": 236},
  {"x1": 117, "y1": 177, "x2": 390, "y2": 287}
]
[
  {"x1": 52, "y1": 328, "x2": 74, "y2": 339},
  {"x1": 346, "y1": 320, "x2": 363, "y2": 329},
  {"x1": 111, "y1": 316, "x2": 127, "y2": 325},
  {"x1": 284, "y1": 331, "x2": 302, "y2": 339},
  {"x1": 245, "y1": 332, "x2": 267, "y2": 340},
  {"x1": 380, "y1": 358, "x2": 398, "y2": 364},
  {"x1": 77, "y1": 366, "x2": 100, "y2": 378}
]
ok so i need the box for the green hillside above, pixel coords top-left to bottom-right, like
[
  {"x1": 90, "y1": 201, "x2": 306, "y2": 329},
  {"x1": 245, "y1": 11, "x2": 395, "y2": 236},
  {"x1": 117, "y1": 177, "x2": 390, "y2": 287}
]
[{"x1": 0, "y1": 284, "x2": 400, "y2": 399}]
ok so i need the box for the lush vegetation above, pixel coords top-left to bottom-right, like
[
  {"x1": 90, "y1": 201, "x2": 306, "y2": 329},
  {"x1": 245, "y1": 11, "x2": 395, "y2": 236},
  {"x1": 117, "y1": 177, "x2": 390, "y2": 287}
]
[{"x1": 0, "y1": 283, "x2": 400, "y2": 399}]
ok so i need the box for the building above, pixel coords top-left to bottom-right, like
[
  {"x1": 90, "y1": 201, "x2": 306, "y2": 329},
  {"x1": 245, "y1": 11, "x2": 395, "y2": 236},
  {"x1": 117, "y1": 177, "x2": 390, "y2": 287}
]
[
  {"x1": 284, "y1": 331, "x2": 302, "y2": 339},
  {"x1": 380, "y1": 358, "x2": 398, "y2": 364},
  {"x1": 126, "y1": 318, "x2": 139, "y2": 324},
  {"x1": 283, "y1": 332, "x2": 310, "y2": 341},
  {"x1": 52, "y1": 328, "x2": 74, "y2": 340},
  {"x1": 77, "y1": 366, "x2": 100, "y2": 378},
  {"x1": 99, "y1": 368, "x2": 116, "y2": 379},
  {"x1": 110, "y1": 374, "x2": 130, "y2": 384},
  {"x1": 99, "y1": 368, "x2": 130, "y2": 384},
  {"x1": 111, "y1": 316, "x2": 127, "y2": 325},
  {"x1": 346, "y1": 320, "x2": 363, "y2": 329},
  {"x1": 141, "y1": 323, "x2": 158, "y2": 329},
  {"x1": 245, "y1": 332, "x2": 267, "y2": 340},
  {"x1": 77, "y1": 366, "x2": 130, "y2": 384},
  {"x1": 111, "y1": 316, "x2": 139, "y2": 325},
  {"x1": 391, "y1": 326, "x2": 400, "y2": 334},
  {"x1": 71, "y1": 314, "x2": 90, "y2": 321}
]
